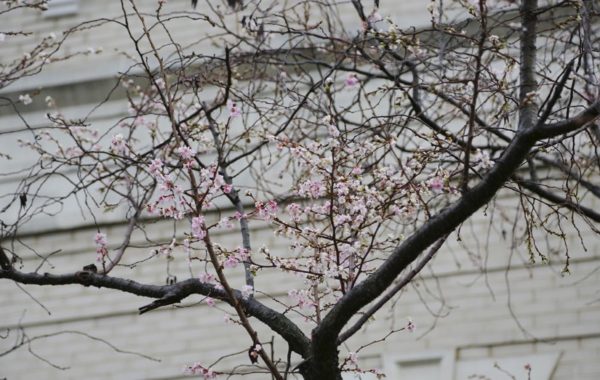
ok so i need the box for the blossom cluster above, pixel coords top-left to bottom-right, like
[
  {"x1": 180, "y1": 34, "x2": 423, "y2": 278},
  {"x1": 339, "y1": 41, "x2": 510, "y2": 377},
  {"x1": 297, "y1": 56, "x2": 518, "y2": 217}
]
[
  {"x1": 145, "y1": 159, "x2": 231, "y2": 222},
  {"x1": 94, "y1": 232, "x2": 108, "y2": 262},
  {"x1": 184, "y1": 363, "x2": 217, "y2": 379},
  {"x1": 259, "y1": 109, "x2": 477, "y2": 318},
  {"x1": 145, "y1": 159, "x2": 188, "y2": 220}
]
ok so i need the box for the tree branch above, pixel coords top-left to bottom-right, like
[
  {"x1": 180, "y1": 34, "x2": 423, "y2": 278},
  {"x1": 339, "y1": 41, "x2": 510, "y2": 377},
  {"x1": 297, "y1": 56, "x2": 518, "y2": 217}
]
[
  {"x1": 312, "y1": 99, "x2": 600, "y2": 374},
  {"x1": 337, "y1": 234, "x2": 448, "y2": 344},
  {"x1": 534, "y1": 100, "x2": 600, "y2": 139},
  {"x1": 518, "y1": 0, "x2": 539, "y2": 131},
  {"x1": 533, "y1": 155, "x2": 600, "y2": 199},
  {"x1": 0, "y1": 268, "x2": 311, "y2": 358},
  {"x1": 513, "y1": 176, "x2": 600, "y2": 223},
  {"x1": 0, "y1": 246, "x2": 11, "y2": 270},
  {"x1": 101, "y1": 209, "x2": 139, "y2": 275}
]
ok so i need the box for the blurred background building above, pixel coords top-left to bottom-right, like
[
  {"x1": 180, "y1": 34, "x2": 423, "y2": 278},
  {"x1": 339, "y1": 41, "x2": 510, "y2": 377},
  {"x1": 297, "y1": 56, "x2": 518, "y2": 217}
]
[{"x1": 1, "y1": 1, "x2": 599, "y2": 379}]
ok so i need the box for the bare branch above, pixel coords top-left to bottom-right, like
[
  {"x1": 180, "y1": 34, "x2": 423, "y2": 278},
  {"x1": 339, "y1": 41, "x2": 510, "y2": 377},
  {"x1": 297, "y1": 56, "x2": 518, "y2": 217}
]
[
  {"x1": 0, "y1": 268, "x2": 310, "y2": 358},
  {"x1": 338, "y1": 234, "x2": 448, "y2": 344}
]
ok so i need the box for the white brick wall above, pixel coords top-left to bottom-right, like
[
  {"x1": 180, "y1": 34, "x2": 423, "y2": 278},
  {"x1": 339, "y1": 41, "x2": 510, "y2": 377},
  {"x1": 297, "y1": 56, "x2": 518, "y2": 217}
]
[
  {"x1": 1, "y1": 1, "x2": 599, "y2": 379},
  {"x1": 1, "y1": 215, "x2": 599, "y2": 379}
]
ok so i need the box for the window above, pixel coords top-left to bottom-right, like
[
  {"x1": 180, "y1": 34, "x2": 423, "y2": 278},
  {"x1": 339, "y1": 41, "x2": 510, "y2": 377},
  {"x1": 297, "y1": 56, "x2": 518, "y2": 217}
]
[
  {"x1": 44, "y1": 0, "x2": 79, "y2": 18},
  {"x1": 384, "y1": 351, "x2": 455, "y2": 380},
  {"x1": 455, "y1": 353, "x2": 560, "y2": 380}
]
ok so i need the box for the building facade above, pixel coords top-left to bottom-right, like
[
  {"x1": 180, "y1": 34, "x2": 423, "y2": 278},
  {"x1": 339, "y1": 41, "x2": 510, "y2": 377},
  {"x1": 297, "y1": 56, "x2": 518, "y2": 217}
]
[{"x1": 1, "y1": 1, "x2": 599, "y2": 379}]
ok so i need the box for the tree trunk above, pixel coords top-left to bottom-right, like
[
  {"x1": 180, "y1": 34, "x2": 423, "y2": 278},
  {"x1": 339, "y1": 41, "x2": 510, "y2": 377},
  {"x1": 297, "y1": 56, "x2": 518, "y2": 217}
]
[{"x1": 297, "y1": 352, "x2": 343, "y2": 380}]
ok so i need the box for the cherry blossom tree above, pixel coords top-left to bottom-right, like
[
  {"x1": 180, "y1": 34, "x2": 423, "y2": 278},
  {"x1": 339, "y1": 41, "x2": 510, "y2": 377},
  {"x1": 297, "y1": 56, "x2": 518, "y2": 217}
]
[{"x1": 1, "y1": 0, "x2": 599, "y2": 379}]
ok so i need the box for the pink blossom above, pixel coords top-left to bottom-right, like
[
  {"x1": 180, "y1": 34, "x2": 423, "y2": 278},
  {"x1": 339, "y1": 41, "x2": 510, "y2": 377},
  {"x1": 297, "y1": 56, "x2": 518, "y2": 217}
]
[
  {"x1": 176, "y1": 146, "x2": 195, "y2": 161},
  {"x1": 339, "y1": 243, "x2": 357, "y2": 260},
  {"x1": 222, "y1": 184, "x2": 233, "y2": 194},
  {"x1": 235, "y1": 247, "x2": 250, "y2": 261},
  {"x1": 368, "y1": 10, "x2": 383, "y2": 24},
  {"x1": 360, "y1": 10, "x2": 383, "y2": 31},
  {"x1": 158, "y1": 174, "x2": 175, "y2": 191},
  {"x1": 347, "y1": 352, "x2": 358, "y2": 366},
  {"x1": 205, "y1": 297, "x2": 216, "y2": 307},
  {"x1": 111, "y1": 134, "x2": 127, "y2": 155},
  {"x1": 334, "y1": 214, "x2": 352, "y2": 226},
  {"x1": 154, "y1": 78, "x2": 166, "y2": 90},
  {"x1": 191, "y1": 216, "x2": 206, "y2": 240},
  {"x1": 350, "y1": 202, "x2": 367, "y2": 218},
  {"x1": 406, "y1": 317, "x2": 416, "y2": 333},
  {"x1": 255, "y1": 200, "x2": 278, "y2": 221},
  {"x1": 427, "y1": 176, "x2": 444, "y2": 192},
  {"x1": 94, "y1": 232, "x2": 107, "y2": 245},
  {"x1": 334, "y1": 182, "x2": 349, "y2": 198},
  {"x1": 184, "y1": 362, "x2": 217, "y2": 379},
  {"x1": 474, "y1": 150, "x2": 493, "y2": 170},
  {"x1": 65, "y1": 147, "x2": 83, "y2": 159},
  {"x1": 199, "y1": 272, "x2": 216, "y2": 284},
  {"x1": 345, "y1": 73, "x2": 359, "y2": 87},
  {"x1": 241, "y1": 285, "x2": 254, "y2": 299},
  {"x1": 131, "y1": 116, "x2": 147, "y2": 128},
  {"x1": 223, "y1": 255, "x2": 239, "y2": 269},
  {"x1": 248, "y1": 343, "x2": 262, "y2": 363},
  {"x1": 328, "y1": 123, "x2": 340, "y2": 138},
  {"x1": 146, "y1": 173, "x2": 187, "y2": 220},
  {"x1": 94, "y1": 232, "x2": 108, "y2": 262},
  {"x1": 298, "y1": 179, "x2": 325, "y2": 198},
  {"x1": 217, "y1": 217, "x2": 234, "y2": 229},
  {"x1": 227, "y1": 99, "x2": 241, "y2": 118},
  {"x1": 394, "y1": 204, "x2": 417, "y2": 221},
  {"x1": 286, "y1": 203, "x2": 302, "y2": 221},
  {"x1": 148, "y1": 158, "x2": 163, "y2": 175},
  {"x1": 288, "y1": 289, "x2": 315, "y2": 310}
]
